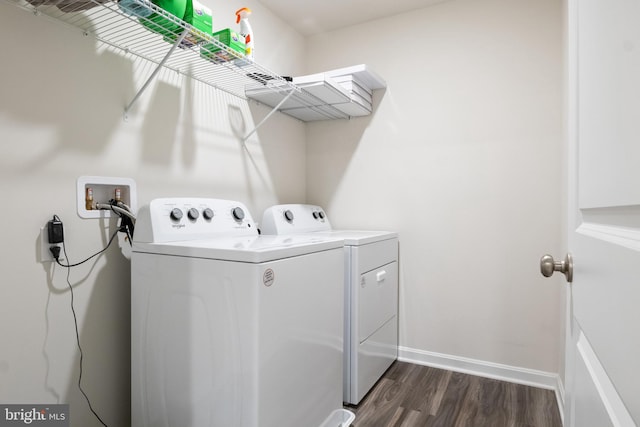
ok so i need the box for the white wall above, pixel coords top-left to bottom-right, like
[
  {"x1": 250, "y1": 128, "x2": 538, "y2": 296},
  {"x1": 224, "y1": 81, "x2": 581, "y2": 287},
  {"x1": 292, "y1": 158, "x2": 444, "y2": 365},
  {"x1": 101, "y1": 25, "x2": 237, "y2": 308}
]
[
  {"x1": 305, "y1": 0, "x2": 565, "y2": 376},
  {"x1": 0, "y1": 2, "x2": 306, "y2": 426},
  {"x1": 0, "y1": 0, "x2": 566, "y2": 425}
]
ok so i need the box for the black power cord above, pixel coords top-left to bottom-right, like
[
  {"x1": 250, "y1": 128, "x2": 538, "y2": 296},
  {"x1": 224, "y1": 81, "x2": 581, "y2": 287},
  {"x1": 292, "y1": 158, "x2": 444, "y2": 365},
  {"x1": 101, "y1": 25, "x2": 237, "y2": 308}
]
[
  {"x1": 52, "y1": 229, "x2": 119, "y2": 268},
  {"x1": 60, "y1": 242, "x2": 110, "y2": 427},
  {"x1": 48, "y1": 213, "x2": 130, "y2": 427}
]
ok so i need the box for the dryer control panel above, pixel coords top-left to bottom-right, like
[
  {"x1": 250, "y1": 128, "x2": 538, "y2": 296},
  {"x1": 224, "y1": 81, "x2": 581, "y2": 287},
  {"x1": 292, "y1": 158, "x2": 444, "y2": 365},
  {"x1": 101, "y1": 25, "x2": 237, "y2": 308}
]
[
  {"x1": 134, "y1": 198, "x2": 258, "y2": 243},
  {"x1": 261, "y1": 204, "x2": 332, "y2": 235}
]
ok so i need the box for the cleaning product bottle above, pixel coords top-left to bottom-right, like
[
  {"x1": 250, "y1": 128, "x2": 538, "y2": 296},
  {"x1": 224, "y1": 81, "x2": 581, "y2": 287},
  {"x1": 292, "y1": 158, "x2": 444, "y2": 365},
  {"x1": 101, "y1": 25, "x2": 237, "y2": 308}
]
[{"x1": 235, "y1": 7, "x2": 254, "y2": 61}]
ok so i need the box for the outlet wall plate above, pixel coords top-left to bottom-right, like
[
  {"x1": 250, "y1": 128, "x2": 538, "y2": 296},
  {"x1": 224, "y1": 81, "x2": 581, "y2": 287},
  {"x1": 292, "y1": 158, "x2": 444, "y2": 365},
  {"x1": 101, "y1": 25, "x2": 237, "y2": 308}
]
[
  {"x1": 39, "y1": 226, "x2": 63, "y2": 263},
  {"x1": 77, "y1": 176, "x2": 137, "y2": 219}
]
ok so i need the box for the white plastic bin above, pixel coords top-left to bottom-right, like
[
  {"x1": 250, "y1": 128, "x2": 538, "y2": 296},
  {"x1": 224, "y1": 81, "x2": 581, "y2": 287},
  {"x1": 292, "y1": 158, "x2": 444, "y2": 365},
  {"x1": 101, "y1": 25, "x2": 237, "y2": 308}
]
[{"x1": 319, "y1": 409, "x2": 356, "y2": 427}]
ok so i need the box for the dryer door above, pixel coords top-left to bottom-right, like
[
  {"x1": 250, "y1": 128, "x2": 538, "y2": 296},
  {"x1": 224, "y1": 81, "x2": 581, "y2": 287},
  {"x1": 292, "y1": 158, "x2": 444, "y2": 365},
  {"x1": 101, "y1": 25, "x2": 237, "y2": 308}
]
[
  {"x1": 359, "y1": 262, "x2": 398, "y2": 343},
  {"x1": 353, "y1": 261, "x2": 399, "y2": 404}
]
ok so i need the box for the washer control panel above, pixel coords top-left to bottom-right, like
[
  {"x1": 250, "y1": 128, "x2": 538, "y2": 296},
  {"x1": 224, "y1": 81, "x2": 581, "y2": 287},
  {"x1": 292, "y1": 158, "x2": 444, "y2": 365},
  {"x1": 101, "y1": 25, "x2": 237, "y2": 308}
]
[
  {"x1": 134, "y1": 198, "x2": 258, "y2": 243},
  {"x1": 261, "y1": 204, "x2": 332, "y2": 235}
]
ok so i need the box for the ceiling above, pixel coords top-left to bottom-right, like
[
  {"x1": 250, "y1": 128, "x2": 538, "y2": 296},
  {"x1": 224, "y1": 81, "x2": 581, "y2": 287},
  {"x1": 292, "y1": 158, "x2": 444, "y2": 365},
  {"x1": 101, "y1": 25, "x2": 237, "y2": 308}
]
[{"x1": 259, "y1": 0, "x2": 450, "y2": 36}]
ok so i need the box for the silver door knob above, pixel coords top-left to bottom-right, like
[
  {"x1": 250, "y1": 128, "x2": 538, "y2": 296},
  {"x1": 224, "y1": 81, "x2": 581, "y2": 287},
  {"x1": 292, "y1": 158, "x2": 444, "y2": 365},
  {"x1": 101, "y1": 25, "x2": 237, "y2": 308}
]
[{"x1": 540, "y1": 253, "x2": 573, "y2": 283}]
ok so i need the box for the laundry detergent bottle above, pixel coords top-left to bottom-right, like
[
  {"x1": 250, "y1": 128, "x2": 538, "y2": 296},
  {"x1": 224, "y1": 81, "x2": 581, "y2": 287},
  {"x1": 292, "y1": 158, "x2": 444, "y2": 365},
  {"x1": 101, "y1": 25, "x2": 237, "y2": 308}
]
[{"x1": 235, "y1": 7, "x2": 254, "y2": 61}]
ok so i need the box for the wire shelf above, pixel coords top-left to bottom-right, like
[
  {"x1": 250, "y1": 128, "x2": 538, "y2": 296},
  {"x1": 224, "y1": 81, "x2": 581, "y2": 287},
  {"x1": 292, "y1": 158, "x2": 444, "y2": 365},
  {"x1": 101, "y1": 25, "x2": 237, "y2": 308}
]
[{"x1": 3, "y1": 0, "x2": 350, "y2": 124}]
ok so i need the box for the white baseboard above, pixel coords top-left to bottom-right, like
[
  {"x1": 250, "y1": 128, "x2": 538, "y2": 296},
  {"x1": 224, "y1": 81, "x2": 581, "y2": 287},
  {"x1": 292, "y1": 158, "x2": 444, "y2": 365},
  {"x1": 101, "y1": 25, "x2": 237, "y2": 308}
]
[
  {"x1": 398, "y1": 345, "x2": 565, "y2": 423},
  {"x1": 555, "y1": 373, "x2": 565, "y2": 425}
]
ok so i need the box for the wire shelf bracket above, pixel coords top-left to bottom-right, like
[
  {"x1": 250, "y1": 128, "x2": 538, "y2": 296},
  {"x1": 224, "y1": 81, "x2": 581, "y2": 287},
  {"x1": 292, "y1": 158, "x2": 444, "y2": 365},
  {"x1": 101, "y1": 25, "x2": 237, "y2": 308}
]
[
  {"x1": 242, "y1": 88, "x2": 296, "y2": 142},
  {"x1": 123, "y1": 28, "x2": 189, "y2": 121}
]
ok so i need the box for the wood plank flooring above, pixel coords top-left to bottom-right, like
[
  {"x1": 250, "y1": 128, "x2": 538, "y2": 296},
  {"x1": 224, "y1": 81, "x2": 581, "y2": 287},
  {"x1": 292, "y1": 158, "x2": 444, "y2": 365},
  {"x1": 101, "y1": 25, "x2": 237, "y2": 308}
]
[{"x1": 346, "y1": 362, "x2": 562, "y2": 427}]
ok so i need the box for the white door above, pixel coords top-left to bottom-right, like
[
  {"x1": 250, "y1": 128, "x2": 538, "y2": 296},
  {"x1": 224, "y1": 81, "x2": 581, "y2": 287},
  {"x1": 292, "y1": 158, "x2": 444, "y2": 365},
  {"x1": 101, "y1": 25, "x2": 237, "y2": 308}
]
[{"x1": 562, "y1": 0, "x2": 640, "y2": 425}]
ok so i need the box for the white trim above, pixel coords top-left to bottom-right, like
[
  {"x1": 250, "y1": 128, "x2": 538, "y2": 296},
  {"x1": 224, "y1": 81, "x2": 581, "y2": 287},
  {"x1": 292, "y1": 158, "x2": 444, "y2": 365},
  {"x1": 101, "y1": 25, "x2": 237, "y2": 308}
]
[
  {"x1": 556, "y1": 372, "x2": 566, "y2": 426},
  {"x1": 398, "y1": 345, "x2": 562, "y2": 393},
  {"x1": 576, "y1": 332, "x2": 636, "y2": 427},
  {"x1": 398, "y1": 346, "x2": 559, "y2": 389},
  {"x1": 577, "y1": 222, "x2": 640, "y2": 252}
]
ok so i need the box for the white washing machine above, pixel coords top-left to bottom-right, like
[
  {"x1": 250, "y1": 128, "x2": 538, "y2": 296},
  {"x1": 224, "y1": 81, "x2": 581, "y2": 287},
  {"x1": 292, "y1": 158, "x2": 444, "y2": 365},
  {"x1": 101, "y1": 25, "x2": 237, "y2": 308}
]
[
  {"x1": 261, "y1": 204, "x2": 398, "y2": 405},
  {"x1": 131, "y1": 198, "x2": 355, "y2": 427}
]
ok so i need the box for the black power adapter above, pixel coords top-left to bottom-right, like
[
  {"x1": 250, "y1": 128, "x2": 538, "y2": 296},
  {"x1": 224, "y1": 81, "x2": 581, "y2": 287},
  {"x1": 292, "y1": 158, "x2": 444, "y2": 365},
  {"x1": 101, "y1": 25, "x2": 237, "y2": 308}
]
[{"x1": 48, "y1": 216, "x2": 64, "y2": 244}]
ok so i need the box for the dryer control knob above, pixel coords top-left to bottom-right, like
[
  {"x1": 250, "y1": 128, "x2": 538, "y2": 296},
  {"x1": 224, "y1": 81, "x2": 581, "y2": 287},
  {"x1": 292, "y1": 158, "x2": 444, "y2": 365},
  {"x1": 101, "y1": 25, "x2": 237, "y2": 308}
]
[
  {"x1": 284, "y1": 210, "x2": 294, "y2": 222},
  {"x1": 232, "y1": 207, "x2": 245, "y2": 221},
  {"x1": 318, "y1": 211, "x2": 325, "y2": 219},
  {"x1": 170, "y1": 208, "x2": 183, "y2": 221},
  {"x1": 202, "y1": 208, "x2": 214, "y2": 220},
  {"x1": 313, "y1": 211, "x2": 319, "y2": 219},
  {"x1": 187, "y1": 208, "x2": 199, "y2": 220}
]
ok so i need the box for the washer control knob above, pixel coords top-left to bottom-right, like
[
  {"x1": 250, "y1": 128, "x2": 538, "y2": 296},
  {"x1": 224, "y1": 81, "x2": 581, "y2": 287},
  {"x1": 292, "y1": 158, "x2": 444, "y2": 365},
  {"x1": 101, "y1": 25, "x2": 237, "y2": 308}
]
[
  {"x1": 284, "y1": 210, "x2": 294, "y2": 222},
  {"x1": 232, "y1": 207, "x2": 245, "y2": 221},
  {"x1": 318, "y1": 211, "x2": 325, "y2": 219},
  {"x1": 187, "y1": 208, "x2": 199, "y2": 220},
  {"x1": 312, "y1": 211, "x2": 319, "y2": 219},
  {"x1": 202, "y1": 208, "x2": 214, "y2": 220},
  {"x1": 170, "y1": 208, "x2": 183, "y2": 221}
]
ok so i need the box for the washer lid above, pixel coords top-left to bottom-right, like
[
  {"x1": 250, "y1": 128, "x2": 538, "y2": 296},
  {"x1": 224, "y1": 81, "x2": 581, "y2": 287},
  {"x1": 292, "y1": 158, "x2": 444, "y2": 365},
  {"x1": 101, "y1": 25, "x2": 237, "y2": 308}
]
[{"x1": 132, "y1": 234, "x2": 344, "y2": 263}]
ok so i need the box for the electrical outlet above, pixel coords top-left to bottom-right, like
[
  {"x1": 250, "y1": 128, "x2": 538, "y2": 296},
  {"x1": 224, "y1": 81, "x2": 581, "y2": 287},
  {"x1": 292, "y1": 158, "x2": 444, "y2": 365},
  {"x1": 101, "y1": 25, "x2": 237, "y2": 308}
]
[{"x1": 39, "y1": 226, "x2": 63, "y2": 263}]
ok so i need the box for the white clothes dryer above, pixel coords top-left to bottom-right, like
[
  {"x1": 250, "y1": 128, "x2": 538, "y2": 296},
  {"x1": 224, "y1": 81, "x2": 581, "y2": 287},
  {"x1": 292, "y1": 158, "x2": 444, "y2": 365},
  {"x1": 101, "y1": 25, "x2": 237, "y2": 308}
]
[
  {"x1": 131, "y1": 198, "x2": 354, "y2": 427},
  {"x1": 261, "y1": 204, "x2": 398, "y2": 405}
]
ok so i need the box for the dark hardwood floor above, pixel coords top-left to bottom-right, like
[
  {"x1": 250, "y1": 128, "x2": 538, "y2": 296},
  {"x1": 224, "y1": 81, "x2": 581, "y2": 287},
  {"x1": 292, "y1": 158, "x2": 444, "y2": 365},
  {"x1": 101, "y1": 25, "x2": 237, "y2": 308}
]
[{"x1": 346, "y1": 361, "x2": 562, "y2": 427}]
